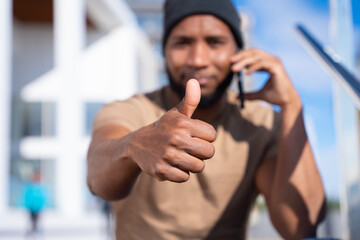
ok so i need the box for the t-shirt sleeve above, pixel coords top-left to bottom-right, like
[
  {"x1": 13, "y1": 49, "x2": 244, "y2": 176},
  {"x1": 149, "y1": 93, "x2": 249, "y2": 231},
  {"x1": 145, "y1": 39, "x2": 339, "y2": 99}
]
[
  {"x1": 91, "y1": 95, "x2": 146, "y2": 135},
  {"x1": 263, "y1": 111, "x2": 282, "y2": 160}
]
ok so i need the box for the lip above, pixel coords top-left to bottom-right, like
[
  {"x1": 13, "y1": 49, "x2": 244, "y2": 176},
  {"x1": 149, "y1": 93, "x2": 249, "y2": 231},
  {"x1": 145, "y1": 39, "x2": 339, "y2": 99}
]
[
  {"x1": 181, "y1": 73, "x2": 215, "y2": 86},
  {"x1": 196, "y1": 77, "x2": 211, "y2": 85}
]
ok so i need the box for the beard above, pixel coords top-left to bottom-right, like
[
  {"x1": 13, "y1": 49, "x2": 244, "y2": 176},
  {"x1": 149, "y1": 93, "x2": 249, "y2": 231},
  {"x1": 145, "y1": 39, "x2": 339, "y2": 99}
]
[{"x1": 166, "y1": 67, "x2": 234, "y2": 109}]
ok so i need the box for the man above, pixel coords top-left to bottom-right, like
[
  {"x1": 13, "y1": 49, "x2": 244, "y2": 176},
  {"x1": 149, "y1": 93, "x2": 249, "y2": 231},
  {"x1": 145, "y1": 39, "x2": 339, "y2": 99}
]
[{"x1": 87, "y1": 0, "x2": 326, "y2": 239}]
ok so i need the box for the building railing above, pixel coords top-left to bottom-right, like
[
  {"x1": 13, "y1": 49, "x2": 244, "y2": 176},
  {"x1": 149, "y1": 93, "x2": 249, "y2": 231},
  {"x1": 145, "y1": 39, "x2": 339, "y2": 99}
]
[{"x1": 295, "y1": 24, "x2": 360, "y2": 109}]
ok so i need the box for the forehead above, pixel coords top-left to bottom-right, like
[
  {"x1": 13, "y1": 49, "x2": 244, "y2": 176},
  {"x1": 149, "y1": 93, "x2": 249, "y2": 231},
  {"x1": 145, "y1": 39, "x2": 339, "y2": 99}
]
[{"x1": 169, "y1": 14, "x2": 233, "y2": 37}]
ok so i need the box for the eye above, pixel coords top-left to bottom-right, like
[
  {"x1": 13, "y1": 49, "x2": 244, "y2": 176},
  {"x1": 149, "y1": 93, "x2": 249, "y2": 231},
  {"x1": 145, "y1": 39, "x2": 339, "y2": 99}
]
[
  {"x1": 172, "y1": 38, "x2": 192, "y2": 48},
  {"x1": 207, "y1": 38, "x2": 226, "y2": 47},
  {"x1": 176, "y1": 40, "x2": 190, "y2": 46}
]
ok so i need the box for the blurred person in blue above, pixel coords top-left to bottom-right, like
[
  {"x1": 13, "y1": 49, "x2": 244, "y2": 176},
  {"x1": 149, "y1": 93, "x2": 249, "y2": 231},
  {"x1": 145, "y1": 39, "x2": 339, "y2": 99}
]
[
  {"x1": 22, "y1": 169, "x2": 48, "y2": 236},
  {"x1": 87, "y1": 0, "x2": 326, "y2": 239}
]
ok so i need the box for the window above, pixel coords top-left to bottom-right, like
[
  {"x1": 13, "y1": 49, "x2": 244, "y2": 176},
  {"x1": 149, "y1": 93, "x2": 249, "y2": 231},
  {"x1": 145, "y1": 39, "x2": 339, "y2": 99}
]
[{"x1": 22, "y1": 102, "x2": 56, "y2": 137}]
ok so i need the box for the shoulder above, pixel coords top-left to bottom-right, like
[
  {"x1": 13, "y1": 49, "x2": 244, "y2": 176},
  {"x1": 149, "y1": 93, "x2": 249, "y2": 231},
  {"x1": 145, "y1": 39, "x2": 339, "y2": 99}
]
[
  {"x1": 103, "y1": 87, "x2": 166, "y2": 112},
  {"x1": 92, "y1": 87, "x2": 167, "y2": 133}
]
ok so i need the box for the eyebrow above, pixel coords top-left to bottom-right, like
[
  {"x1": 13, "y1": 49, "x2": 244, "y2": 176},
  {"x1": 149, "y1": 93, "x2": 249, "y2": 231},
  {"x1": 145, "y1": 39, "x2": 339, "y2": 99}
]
[
  {"x1": 171, "y1": 35, "x2": 229, "y2": 41},
  {"x1": 205, "y1": 36, "x2": 229, "y2": 41},
  {"x1": 171, "y1": 36, "x2": 193, "y2": 41}
]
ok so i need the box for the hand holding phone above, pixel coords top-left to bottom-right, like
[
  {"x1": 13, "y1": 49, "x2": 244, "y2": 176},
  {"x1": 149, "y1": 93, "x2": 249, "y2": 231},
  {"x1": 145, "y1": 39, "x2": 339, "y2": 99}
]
[{"x1": 231, "y1": 49, "x2": 301, "y2": 109}]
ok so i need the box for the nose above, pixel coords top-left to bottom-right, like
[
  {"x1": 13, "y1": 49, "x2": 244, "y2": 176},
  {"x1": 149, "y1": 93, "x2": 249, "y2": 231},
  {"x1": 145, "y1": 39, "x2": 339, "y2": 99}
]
[{"x1": 186, "y1": 42, "x2": 209, "y2": 69}]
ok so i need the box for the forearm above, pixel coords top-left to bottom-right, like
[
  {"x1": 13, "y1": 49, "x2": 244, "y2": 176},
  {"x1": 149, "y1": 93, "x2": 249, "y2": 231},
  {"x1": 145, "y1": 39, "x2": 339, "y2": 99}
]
[
  {"x1": 269, "y1": 101, "x2": 326, "y2": 239},
  {"x1": 87, "y1": 131, "x2": 141, "y2": 201}
]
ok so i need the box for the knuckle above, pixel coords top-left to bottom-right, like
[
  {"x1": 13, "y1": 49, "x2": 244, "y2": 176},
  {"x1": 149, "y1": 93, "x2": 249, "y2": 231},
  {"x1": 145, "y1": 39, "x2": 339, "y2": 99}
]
[
  {"x1": 274, "y1": 56, "x2": 281, "y2": 64},
  {"x1": 274, "y1": 65, "x2": 283, "y2": 73},
  {"x1": 174, "y1": 117, "x2": 189, "y2": 129},
  {"x1": 252, "y1": 48, "x2": 263, "y2": 56},
  {"x1": 168, "y1": 134, "x2": 183, "y2": 147},
  {"x1": 163, "y1": 147, "x2": 175, "y2": 160},
  {"x1": 153, "y1": 164, "x2": 169, "y2": 180},
  {"x1": 193, "y1": 119, "x2": 203, "y2": 126}
]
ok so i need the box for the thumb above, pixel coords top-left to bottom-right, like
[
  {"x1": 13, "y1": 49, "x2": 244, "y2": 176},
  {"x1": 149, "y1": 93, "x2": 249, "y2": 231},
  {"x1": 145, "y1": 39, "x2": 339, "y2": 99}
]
[{"x1": 176, "y1": 79, "x2": 201, "y2": 118}]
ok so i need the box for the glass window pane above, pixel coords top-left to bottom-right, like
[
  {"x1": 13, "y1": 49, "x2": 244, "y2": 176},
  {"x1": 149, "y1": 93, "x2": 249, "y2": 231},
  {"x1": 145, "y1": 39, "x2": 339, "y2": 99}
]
[
  {"x1": 23, "y1": 102, "x2": 56, "y2": 137},
  {"x1": 23, "y1": 102, "x2": 41, "y2": 136}
]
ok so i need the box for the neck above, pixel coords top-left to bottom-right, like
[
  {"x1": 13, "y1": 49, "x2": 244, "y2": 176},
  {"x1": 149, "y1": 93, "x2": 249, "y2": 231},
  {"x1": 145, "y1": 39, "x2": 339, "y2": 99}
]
[{"x1": 166, "y1": 87, "x2": 228, "y2": 125}]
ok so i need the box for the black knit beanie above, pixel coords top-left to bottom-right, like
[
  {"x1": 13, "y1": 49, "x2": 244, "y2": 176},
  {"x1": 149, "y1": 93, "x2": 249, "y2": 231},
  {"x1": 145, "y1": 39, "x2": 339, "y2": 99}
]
[{"x1": 162, "y1": 0, "x2": 243, "y2": 50}]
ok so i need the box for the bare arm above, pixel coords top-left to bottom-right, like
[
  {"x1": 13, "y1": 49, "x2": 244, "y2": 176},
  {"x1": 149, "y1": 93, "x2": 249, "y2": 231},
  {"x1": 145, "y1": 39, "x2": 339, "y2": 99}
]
[
  {"x1": 255, "y1": 104, "x2": 326, "y2": 239},
  {"x1": 87, "y1": 125, "x2": 141, "y2": 200},
  {"x1": 232, "y1": 49, "x2": 326, "y2": 239},
  {"x1": 87, "y1": 79, "x2": 216, "y2": 201}
]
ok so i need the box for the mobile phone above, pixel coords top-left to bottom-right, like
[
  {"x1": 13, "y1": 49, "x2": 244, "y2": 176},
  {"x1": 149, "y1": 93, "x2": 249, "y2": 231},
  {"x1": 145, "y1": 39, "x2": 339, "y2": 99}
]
[{"x1": 237, "y1": 71, "x2": 245, "y2": 108}]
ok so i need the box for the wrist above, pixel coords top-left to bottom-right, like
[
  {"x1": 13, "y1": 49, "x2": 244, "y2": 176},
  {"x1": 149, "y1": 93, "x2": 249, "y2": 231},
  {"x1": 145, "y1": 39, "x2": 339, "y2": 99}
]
[
  {"x1": 122, "y1": 130, "x2": 143, "y2": 172},
  {"x1": 280, "y1": 95, "x2": 302, "y2": 116},
  {"x1": 125, "y1": 123, "x2": 155, "y2": 171},
  {"x1": 280, "y1": 96, "x2": 303, "y2": 134}
]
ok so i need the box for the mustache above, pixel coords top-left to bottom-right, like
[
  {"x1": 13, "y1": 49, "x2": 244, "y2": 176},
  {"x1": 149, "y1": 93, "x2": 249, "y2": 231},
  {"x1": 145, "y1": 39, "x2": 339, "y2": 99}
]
[{"x1": 180, "y1": 72, "x2": 218, "y2": 82}]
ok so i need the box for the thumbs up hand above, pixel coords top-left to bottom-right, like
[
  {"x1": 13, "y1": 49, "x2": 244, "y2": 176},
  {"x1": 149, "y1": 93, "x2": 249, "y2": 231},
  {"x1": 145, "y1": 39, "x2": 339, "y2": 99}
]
[
  {"x1": 175, "y1": 79, "x2": 201, "y2": 118},
  {"x1": 129, "y1": 79, "x2": 217, "y2": 182}
]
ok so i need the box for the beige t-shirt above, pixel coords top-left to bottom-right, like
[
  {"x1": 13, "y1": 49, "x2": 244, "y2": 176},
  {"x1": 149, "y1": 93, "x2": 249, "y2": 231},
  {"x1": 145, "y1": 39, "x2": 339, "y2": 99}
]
[{"x1": 92, "y1": 86, "x2": 281, "y2": 240}]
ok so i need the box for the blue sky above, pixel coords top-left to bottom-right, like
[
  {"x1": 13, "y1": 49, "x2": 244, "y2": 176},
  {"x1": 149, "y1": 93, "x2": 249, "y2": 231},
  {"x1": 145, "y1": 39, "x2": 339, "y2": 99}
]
[{"x1": 232, "y1": 0, "x2": 355, "y2": 199}]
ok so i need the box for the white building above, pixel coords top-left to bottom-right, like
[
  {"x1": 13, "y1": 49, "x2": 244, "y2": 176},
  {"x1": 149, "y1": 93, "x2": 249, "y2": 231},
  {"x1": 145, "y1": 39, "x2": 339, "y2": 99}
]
[{"x1": 0, "y1": 0, "x2": 160, "y2": 235}]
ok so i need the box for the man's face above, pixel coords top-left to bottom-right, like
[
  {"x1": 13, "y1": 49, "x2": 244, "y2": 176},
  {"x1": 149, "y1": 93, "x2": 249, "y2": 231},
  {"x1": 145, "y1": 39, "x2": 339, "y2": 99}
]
[{"x1": 165, "y1": 15, "x2": 237, "y2": 108}]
